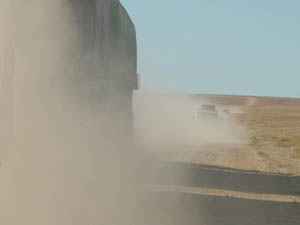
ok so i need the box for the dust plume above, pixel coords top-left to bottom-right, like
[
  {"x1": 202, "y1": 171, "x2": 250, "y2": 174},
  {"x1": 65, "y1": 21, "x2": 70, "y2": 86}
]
[
  {"x1": 134, "y1": 93, "x2": 247, "y2": 156},
  {"x1": 0, "y1": 1, "x2": 140, "y2": 225},
  {"x1": 0, "y1": 1, "x2": 247, "y2": 225}
]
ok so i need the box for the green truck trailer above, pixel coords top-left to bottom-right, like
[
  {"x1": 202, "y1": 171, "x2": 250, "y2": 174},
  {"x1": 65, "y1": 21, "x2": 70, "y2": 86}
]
[
  {"x1": 1, "y1": 0, "x2": 138, "y2": 146},
  {"x1": 69, "y1": 0, "x2": 139, "y2": 138}
]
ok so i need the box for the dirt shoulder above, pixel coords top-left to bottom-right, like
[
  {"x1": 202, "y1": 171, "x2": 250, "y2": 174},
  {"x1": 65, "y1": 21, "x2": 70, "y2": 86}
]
[
  {"x1": 205, "y1": 94, "x2": 300, "y2": 175},
  {"x1": 147, "y1": 184, "x2": 300, "y2": 203},
  {"x1": 235, "y1": 96, "x2": 300, "y2": 175},
  {"x1": 154, "y1": 94, "x2": 300, "y2": 175}
]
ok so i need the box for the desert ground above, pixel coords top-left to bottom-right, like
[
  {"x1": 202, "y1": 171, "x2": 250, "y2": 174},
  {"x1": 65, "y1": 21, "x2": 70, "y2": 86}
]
[
  {"x1": 134, "y1": 94, "x2": 300, "y2": 225},
  {"x1": 149, "y1": 94, "x2": 300, "y2": 175},
  {"x1": 196, "y1": 94, "x2": 300, "y2": 175}
]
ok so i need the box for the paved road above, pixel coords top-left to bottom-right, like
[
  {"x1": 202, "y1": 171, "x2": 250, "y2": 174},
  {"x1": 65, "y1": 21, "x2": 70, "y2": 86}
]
[
  {"x1": 137, "y1": 161, "x2": 300, "y2": 225},
  {"x1": 147, "y1": 162, "x2": 300, "y2": 196}
]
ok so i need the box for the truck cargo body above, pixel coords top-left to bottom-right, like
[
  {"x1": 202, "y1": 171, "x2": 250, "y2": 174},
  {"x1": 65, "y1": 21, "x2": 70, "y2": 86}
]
[
  {"x1": 69, "y1": 0, "x2": 138, "y2": 136},
  {"x1": 70, "y1": 0, "x2": 138, "y2": 101},
  {"x1": 1, "y1": 0, "x2": 138, "y2": 148}
]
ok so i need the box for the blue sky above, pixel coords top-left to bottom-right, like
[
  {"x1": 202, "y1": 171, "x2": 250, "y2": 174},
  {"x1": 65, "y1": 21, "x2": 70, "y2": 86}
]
[{"x1": 122, "y1": 0, "x2": 300, "y2": 97}]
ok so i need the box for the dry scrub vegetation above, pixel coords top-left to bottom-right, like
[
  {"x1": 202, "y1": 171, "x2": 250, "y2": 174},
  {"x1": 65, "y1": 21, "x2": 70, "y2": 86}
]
[
  {"x1": 159, "y1": 94, "x2": 300, "y2": 175},
  {"x1": 137, "y1": 94, "x2": 300, "y2": 175},
  {"x1": 236, "y1": 97, "x2": 300, "y2": 175}
]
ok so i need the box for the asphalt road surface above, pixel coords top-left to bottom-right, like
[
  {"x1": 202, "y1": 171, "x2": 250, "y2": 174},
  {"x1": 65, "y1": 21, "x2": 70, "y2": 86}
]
[{"x1": 137, "y1": 161, "x2": 300, "y2": 225}]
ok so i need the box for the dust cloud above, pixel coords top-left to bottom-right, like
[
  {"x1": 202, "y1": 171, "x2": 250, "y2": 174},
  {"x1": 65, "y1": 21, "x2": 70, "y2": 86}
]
[
  {"x1": 0, "y1": 1, "x2": 247, "y2": 225},
  {"x1": 0, "y1": 1, "x2": 140, "y2": 225},
  {"x1": 134, "y1": 93, "x2": 247, "y2": 155}
]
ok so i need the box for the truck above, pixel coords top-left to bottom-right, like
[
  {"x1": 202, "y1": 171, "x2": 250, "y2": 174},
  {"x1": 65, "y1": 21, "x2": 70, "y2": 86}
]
[
  {"x1": 69, "y1": 0, "x2": 139, "y2": 139},
  {"x1": 1, "y1": 0, "x2": 139, "y2": 146}
]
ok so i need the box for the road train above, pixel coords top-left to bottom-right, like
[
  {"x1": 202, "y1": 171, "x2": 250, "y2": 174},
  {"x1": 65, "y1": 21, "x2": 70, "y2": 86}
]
[
  {"x1": 1, "y1": 0, "x2": 138, "y2": 144},
  {"x1": 69, "y1": 0, "x2": 139, "y2": 135}
]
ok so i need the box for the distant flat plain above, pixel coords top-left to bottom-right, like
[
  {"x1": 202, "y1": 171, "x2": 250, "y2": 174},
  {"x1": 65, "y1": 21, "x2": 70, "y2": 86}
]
[{"x1": 159, "y1": 94, "x2": 300, "y2": 175}]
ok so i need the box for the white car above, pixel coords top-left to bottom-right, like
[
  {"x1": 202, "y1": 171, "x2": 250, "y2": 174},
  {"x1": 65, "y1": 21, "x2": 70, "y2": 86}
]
[{"x1": 195, "y1": 104, "x2": 219, "y2": 120}]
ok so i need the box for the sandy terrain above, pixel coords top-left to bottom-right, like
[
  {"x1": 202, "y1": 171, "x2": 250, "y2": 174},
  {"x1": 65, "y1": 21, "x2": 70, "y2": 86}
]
[
  {"x1": 153, "y1": 94, "x2": 300, "y2": 176},
  {"x1": 134, "y1": 94, "x2": 300, "y2": 225}
]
